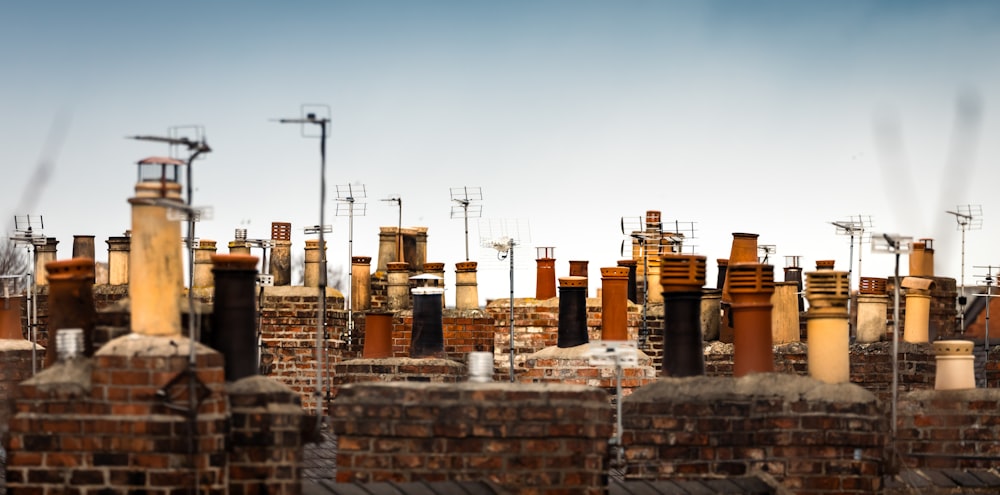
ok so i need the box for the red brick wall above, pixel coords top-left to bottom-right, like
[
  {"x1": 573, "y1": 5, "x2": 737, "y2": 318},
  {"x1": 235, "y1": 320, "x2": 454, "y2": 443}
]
[
  {"x1": 5, "y1": 337, "x2": 229, "y2": 494},
  {"x1": 485, "y1": 298, "x2": 644, "y2": 379},
  {"x1": 0, "y1": 344, "x2": 35, "y2": 447},
  {"x1": 332, "y1": 358, "x2": 465, "y2": 400},
  {"x1": 896, "y1": 389, "x2": 1000, "y2": 469},
  {"x1": 257, "y1": 287, "x2": 346, "y2": 414},
  {"x1": 228, "y1": 375, "x2": 309, "y2": 494},
  {"x1": 331, "y1": 383, "x2": 613, "y2": 494},
  {"x1": 622, "y1": 374, "x2": 887, "y2": 495},
  {"x1": 389, "y1": 314, "x2": 494, "y2": 360}
]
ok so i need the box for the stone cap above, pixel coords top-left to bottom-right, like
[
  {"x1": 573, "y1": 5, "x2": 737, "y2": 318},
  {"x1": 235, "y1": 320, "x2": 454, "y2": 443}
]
[
  {"x1": 196, "y1": 239, "x2": 217, "y2": 249},
  {"x1": 352, "y1": 256, "x2": 372, "y2": 264},
  {"x1": 423, "y1": 262, "x2": 445, "y2": 271},
  {"x1": 617, "y1": 259, "x2": 637, "y2": 267}
]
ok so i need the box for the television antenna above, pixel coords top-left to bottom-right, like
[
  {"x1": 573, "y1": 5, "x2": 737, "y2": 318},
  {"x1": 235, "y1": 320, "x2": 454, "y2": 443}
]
[
  {"x1": 336, "y1": 183, "x2": 367, "y2": 345},
  {"x1": 947, "y1": 205, "x2": 983, "y2": 330},
  {"x1": 830, "y1": 215, "x2": 873, "y2": 289},
  {"x1": 381, "y1": 195, "x2": 403, "y2": 263},
  {"x1": 757, "y1": 245, "x2": 776, "y2": 264},
  {"x1": 9, "y1": 214, "x2": 45, "y2": 374},
  {"x1": 450, "y1": 186, "x2": 483, "y2": 261},
  {"x1": 619, "y1": 215, "x2": 696, "y2": 345},
  {"x1": 871, "y1": 232, "x2": 912, "y2": 442},
  {"x1": 972, "y1": 265, "x2": 1000, "y2": 387},
  {"x1": 620, "y1": 216, "x2": 659, "y2": 347},
  {"x1": 479, "y1": 218, "x2": 531, "y2": 383}
]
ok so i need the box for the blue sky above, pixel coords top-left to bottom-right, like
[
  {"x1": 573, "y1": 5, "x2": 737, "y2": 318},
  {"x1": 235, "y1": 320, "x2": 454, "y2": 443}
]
[{"x1": 3, "y1": 1, "x2": 1000, "y2": 304}]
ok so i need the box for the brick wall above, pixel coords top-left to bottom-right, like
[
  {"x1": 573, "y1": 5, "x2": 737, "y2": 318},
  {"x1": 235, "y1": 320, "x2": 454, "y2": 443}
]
[
  {"x1": 5, "y1": 336, "x2": 229, "y2": 494},
  {"x1": 698, "y1": 341, "x2": 955, "y2": 407},
  {"x1": 0, "y1": 342, "x2": 35, "y2": 449},
  {"x1": 520, "y1": 347, "x2": 657, "y2": 400},
  {"x1": 485, "y1": 298, "x2": 644, "y2": 379},
  {"x1": 257, "y1": 286, "x2": 346, "y2": 414},
  {"x1": 896, "y1": 389, "x2": 1000, "y2": 469},
  {"x1": 388, "y1": 312, "x2": 494, "y2": 360},
  {"x1": 622, "y1": 374, "x2": 886, "y2": 495},
  {"x1": 227, "y1": 375, "x2": 309, "y2": 494},
  {"x1": 330, "y1": 382, "x2": 613, "y2": 494},
  {"x1": 332, "y1": 358, "x2": 465, "y2": 398}
]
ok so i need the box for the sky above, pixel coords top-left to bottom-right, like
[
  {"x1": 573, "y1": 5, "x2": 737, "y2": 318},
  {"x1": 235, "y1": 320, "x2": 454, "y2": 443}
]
[{"x1": 2, "y1": 0, "x2": 1000, "y2": 306}]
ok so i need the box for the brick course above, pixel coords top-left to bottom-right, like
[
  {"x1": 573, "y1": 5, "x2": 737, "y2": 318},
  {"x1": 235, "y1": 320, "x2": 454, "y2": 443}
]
[
  {"x1": 622, "y1": 374, "x2": 887, "y2": 495},
  {"x1": 330, "y1": 382, "x2": 613, "y2": 494}
]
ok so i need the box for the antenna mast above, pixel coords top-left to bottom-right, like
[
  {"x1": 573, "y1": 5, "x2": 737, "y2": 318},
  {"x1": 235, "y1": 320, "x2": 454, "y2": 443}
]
[
  {"x1": 479, "y1": 218, "x2": 531, "y2": 383},
  {"x1": 336, "y1": 183, "x2": 367, "y2": 346},
  {"x1": 947, "y1": 205, "x2": 982, "y2": 331},
  {"x1": 872, "y1": 232, "x2": 912, "y2": 444},
  {"x1": 10, "y1": 214, "x2": 45, "y2": 374},
  {"x1": 973, "y1": 265, "x2": 999, "y2": 387},
  {"x1": 272, "y1": 104, "x2": 331, "y2": 425},
  {"x1": 450, "y1": 186, "x2": 483, "y2": 261}
]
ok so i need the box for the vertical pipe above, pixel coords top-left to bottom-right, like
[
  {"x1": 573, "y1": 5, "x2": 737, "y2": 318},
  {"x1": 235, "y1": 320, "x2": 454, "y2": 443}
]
[
  {"x1": 659, "y1": 254, "x2": 706, "y2": 377},
  {"x1": 805, "y1": 269, "x2": 851, "y2": 383},
  {"x1": 569, "y1": 260, "x2": 589, "y2": 299},
  {"x1": 857, "y1": 278, "x2": 888, "y2": 343},
  {"x1": 721, "y1": 233, "x2": 759, "y2": 345},
  {"x1": 386, "y1": 262, "x2": 411, "y2": 310},
  {"x1": 617, "y1": 259, "x2": 638, "y2": 304},
  {"x1": 72, "y1": 235, "x2": 96, "y2": 260},
  {"x1": 0, "y1": 295, "x2": 25, "y2": 340},
  {"x1": 423, "y1": 262, "x2": 446, "y2": 308},
  {"x1": 304, "y1": 239, "x2": 326, "y2": 288},
  {"x1": 269, "y1": 222, "x2": 292, "y2": 286},
  {"x1": 192, "y1": 240, "x2": 217, "y2": 289},
  {"x1": 210, "y1": 254, "x2": 260, "y2": 381},
  {"x1": 351, "y1": 256, "x2": 372, "y2": 311},
  {"x1": 728, "y1": 262, "x2": 775, "y2": 376},
  {"x1": 536, "y1": 257, "x2": 557, "y2": 300},
  {"x1": 106, "y1": 234, "x2": 131, "y2": 286},
  {"x1": 933, "y1": 340, "x2": 975, "y2": 390},
  {"x1": 43, "y1": 258, "x2": 97, "y2": 366},
  {"x1": 33, "y1": 238, "x2": 59, "y2": 287},
  {"x1": 600, "y1": 267, "x2": 630, "y2": 341},
  {"x1": 410, "y1": 287, "x2": 444, "y2": 358},
  {"x1": 454, "y1": 261, "x2": 480, "y2": 310},
  {"x1": 362, "y1": 311, "x2": 393, "y2": 358},
  {"x1": 557, "y1": 276, "x2": 588, "y2": 348},
  {"x1": 129, "y1": 177, "x2": 183, "y2": 337}
]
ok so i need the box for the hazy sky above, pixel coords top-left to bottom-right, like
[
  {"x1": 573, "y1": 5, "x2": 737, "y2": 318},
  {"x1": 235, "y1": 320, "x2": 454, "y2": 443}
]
[{"x1": 3, "y1": 1, "x2": 1000, "y2": 305}]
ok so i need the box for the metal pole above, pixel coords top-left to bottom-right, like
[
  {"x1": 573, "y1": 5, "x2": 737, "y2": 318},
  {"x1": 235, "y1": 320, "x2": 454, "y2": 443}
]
[
  {"x1": 28, "y1": 247, "x2": 36, "y2": 374},
  {"x1": 891, "y1": 252, "x2": 900, "y2": 440},
  {"x1": 347, "y1": 197, "x2": 354, "y2": 346},
  {"x1": 317, "y1": 119, "x2": 328, "y2": 422},
  {"x1": 959, "y1": 226, "x2": 967, "y2": 331},
  {"x1": 463, "y1": 203, "x2": 470, "y2": 261},
  {"x1": 509, "y1": 240, "x2": 515, "y2": 383}
]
